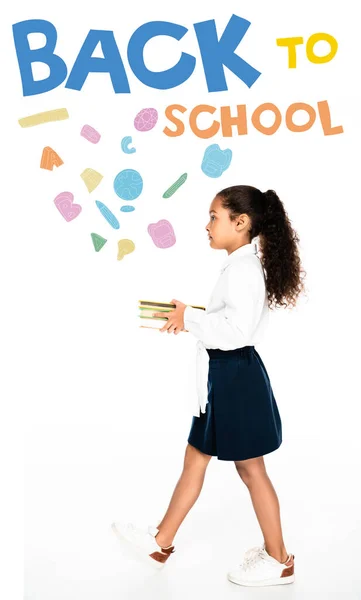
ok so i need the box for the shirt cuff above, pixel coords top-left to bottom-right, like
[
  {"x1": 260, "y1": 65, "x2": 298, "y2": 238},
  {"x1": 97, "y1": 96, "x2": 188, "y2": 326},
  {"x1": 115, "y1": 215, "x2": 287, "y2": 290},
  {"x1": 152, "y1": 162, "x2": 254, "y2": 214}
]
[{"x1": 184, "y1": 305, "x2": 204, "y2": 326}]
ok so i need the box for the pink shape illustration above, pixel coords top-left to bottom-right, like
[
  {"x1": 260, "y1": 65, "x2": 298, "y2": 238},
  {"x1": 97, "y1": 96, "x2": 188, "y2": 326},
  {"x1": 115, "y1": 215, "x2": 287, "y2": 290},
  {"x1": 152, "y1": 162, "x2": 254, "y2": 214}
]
[
  {"x1": 134, "y1": 108, "x2": 158, "y2": 132},
  {"x1": 80, "y1": 124, "x2": 101, "y2": 143},
  {"x1": 148, "y1": 219, "x2": 176, "y2": 248},
  {"x1": 54, "y1": 192, "x2": 82, "y2": 222}
]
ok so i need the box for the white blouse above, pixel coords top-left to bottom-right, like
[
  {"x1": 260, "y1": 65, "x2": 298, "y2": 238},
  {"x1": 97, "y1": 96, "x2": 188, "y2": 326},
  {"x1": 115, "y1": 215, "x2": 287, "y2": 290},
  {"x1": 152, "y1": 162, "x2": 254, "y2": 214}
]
[{"x1": 184, "y1": 242, "x2": 270, "y2": 417}]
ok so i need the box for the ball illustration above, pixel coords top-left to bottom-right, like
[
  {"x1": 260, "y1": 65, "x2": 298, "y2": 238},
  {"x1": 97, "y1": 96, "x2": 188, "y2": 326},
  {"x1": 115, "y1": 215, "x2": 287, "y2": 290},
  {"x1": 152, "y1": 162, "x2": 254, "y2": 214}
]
[
  {"x1": 114, "y1": 169, "x2": 143, "y2": 201},
  {"x1": 134, "y1": 108, "x2": 158, "y2": 132}
]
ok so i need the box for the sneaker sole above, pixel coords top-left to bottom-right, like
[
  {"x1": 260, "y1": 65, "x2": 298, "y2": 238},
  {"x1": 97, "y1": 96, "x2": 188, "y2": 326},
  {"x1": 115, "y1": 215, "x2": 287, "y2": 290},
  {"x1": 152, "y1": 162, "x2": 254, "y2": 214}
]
[
  {"x1": 111, "y1": 523, "x2": 165, "y2": 570},
  {"x1": 227, "y1": 573, "x2": 295, "y2": 586}
]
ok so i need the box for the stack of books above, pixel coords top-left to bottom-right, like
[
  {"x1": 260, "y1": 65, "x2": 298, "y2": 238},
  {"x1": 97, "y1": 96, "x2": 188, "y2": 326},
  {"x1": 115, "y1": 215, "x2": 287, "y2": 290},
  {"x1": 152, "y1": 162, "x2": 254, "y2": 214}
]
[{"x1": 138, "y1": 300, "x2": 206, "y2": 330}]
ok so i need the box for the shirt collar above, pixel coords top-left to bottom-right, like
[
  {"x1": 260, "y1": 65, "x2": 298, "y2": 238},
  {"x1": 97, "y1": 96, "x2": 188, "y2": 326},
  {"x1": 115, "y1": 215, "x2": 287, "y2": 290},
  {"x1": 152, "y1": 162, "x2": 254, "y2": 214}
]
[{"x1": 220, "y1": 242, "x2": 258, "y2": 273}]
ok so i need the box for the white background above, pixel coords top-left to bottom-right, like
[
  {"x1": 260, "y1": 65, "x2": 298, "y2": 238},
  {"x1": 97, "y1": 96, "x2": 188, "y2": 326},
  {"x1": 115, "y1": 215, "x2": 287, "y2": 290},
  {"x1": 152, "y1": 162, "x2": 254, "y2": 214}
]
[{"x1": 1, "y1": 0, "x2": 360, "y2": 598}]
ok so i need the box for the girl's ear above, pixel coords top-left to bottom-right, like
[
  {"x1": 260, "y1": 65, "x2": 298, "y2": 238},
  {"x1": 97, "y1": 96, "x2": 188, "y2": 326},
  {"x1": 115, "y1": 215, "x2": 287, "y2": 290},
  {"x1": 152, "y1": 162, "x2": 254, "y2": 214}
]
[{"x1": 236, "y1": 213, "x2": 249, "y2": 230}]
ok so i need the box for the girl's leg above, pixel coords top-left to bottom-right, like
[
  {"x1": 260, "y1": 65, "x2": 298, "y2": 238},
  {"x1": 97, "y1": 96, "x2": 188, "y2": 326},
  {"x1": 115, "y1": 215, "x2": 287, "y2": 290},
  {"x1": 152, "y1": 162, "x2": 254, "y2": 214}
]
[
  {"x1": 155, "y1": 443, "x2": 213, "y2": 547},
  {"x1": 234, "y1": 456, "x2": 289, "y2": 563}
]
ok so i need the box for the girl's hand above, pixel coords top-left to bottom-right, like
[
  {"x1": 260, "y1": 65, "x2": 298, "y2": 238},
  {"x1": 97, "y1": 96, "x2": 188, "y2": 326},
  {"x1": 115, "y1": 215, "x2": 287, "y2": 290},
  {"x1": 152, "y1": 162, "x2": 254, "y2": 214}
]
[{"x1": 153, "y1": 299, "x2": 187, "y2": 335}]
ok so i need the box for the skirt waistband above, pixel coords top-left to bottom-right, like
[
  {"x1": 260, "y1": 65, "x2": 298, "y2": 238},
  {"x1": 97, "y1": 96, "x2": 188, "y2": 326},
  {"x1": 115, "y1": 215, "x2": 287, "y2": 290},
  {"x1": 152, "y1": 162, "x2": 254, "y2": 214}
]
[{"x1": 206, "y1": 346, "x2": 255, "y2": 359}]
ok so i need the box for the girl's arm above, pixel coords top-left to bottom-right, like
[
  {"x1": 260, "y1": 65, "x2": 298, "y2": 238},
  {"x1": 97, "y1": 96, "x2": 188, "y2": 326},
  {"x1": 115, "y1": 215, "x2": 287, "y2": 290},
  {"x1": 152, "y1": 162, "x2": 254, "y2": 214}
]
[{"x1": 183, "y1": 261, "x2": 265, "y2": 349}]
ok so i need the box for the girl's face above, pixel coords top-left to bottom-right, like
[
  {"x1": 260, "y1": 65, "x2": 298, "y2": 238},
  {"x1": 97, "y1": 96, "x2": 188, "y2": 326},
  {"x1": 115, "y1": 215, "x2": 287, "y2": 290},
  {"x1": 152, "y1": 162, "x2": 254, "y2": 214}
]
[{"x1": 205, "y1": 195, "x2": 251, "y2": 253}]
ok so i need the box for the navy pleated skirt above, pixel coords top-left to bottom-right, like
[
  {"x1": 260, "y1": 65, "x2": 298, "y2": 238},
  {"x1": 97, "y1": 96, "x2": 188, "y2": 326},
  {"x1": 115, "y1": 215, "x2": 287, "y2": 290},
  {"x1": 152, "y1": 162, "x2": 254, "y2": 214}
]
[{"x1": 187, "y1": 346, "x2": 282, "y2": 461}]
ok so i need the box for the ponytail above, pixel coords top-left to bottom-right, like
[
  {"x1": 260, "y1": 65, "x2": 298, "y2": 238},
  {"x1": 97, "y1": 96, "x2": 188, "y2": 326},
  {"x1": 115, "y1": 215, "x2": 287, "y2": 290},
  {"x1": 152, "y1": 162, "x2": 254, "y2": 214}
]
[{"x1": 259, "y1": 189, "x2": 307, "y2": 308}]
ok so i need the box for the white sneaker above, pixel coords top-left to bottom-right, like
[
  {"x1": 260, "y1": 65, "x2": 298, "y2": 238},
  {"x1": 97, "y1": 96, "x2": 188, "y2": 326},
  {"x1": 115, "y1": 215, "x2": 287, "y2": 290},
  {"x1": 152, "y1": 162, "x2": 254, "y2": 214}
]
[
  {"x1": 227, "y1": 543, "x2": 295, "y2": 587},
  {"x1": 111, "y1": 521, "x2": 175, "y2": 569}
]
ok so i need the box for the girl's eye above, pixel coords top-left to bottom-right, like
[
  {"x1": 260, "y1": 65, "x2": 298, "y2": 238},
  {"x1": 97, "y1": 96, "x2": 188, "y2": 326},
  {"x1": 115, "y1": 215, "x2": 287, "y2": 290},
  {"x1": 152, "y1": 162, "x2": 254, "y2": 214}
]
[{"x1": 210, "y1": 216, "x2": 215, "y2": 221}]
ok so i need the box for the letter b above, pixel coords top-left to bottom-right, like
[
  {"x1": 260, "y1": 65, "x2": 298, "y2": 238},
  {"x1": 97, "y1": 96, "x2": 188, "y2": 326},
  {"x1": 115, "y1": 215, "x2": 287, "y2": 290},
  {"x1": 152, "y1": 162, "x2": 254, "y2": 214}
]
[{"x1": 12, "y1": 19, "x2": 67, "y2": 96}]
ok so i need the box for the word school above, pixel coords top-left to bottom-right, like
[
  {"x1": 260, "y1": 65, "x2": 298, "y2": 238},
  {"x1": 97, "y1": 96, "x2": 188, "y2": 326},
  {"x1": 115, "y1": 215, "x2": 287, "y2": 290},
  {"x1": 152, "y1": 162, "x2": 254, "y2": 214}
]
[{"x1": 163, "y1": 101, "x2": 344, "y2": 137}]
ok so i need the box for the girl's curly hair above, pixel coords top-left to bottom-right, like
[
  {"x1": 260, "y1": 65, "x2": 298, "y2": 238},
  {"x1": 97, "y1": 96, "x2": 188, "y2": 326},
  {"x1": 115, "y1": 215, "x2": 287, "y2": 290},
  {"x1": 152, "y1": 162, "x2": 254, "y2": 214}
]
[{"x1": 217, "y1": 185, "x2": 307, "y2": 309}]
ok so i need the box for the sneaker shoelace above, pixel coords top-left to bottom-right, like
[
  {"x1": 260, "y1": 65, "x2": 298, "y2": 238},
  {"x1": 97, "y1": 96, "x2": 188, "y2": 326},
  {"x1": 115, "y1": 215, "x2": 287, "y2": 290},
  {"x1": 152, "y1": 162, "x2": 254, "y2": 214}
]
[
  {"x1": 123, "y1": 523, "x2": 148, "y2": 538},
  {"x1": 241, "y1": 546, "x2": 268, "y2": 571},
  {"x1": 124, "y1": 523, "x2": 158, "y2": 541}
]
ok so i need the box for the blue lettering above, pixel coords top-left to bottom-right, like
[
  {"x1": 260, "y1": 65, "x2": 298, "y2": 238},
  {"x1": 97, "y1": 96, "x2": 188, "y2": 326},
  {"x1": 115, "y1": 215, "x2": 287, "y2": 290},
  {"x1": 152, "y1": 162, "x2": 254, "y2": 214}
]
[
  {"x1": 12, "y1": 15, "x2": 262, "y2": 96},
  {"x1": 127, "y1": 21, "x2": 195, "y2": 89},
  {"x1": 66, "y1": 30, "x2": 130, "y2": 92},
  {"x1": 194, "y1": 14, "x2": 261, "y2": 92},
  {"x1": 12, "y1": 19, "x2": 67, "y2": 96}
]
